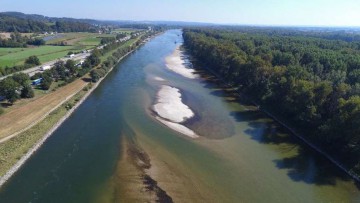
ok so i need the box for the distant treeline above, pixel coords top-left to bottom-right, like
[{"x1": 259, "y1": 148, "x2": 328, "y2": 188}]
[
  {"x1": 0, "y1": 12, "x2": 98, "y2": 33},
  {"x1": 183, "y1": 28, "x2": 360, "y2": 175}
]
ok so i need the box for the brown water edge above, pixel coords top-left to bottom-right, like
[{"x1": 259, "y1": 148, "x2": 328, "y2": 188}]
[
  {"x1": 101, "y1": 132, "x2": 173, "y2": 203},
  {"x1": 130, "y1": 128, "x2": 221, "y2": 203}
]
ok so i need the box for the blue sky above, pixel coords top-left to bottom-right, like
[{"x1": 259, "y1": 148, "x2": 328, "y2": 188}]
[{"x1": 1, "y1": 0, "x2": 359, "y2": 26}]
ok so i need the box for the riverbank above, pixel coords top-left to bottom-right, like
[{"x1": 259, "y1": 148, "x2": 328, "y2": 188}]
[
  {"x1": 165, "y1": 46, "x2": 198, "y2": 79},
  {"x1": 191, "y1": 54, "x2": 360, "y2": 183},
  {"x1": 0, "y1": 33, "x2": 157, "y2": 188}
]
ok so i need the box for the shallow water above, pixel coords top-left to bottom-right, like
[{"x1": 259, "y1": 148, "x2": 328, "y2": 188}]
[{"x1": 0, "y1": 30, "x2": 359, "y2": 202}]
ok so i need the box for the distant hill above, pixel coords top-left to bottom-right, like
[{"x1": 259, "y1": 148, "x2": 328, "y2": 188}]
[{"x1": 0, "y1": 12, "x2": 99, "y2": 33}]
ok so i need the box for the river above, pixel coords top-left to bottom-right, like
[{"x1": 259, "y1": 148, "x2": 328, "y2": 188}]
[{"x1": 0, "y1": 30, "x2": 359, "y2": 202}]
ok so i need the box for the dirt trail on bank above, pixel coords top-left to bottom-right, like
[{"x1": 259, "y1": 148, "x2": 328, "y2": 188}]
[{"x1": 0, "y1": 79, "x2": 87, "y2": 141}]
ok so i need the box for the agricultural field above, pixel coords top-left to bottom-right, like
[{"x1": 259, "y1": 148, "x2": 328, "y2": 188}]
[
  {"x1": 45, "y1": 32, "x2": 115, "y2": 46},
  {"x1": 0, "y1": 48, "x2": 28, "y2": 57},
  {"x1": 112, "y1": 28, "x2": 142, "y2": 34},
  {"x1": 0, "y1": 29, "x2": 138, "y2": 70},
  {"x1": 0, "y1": 45, "x2": 83, "y2": 67}
]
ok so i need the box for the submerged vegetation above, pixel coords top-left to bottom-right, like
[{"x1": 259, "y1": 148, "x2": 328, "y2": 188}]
[{"x1": 183, "y1": 28, "x2": 360, "y2": 175}]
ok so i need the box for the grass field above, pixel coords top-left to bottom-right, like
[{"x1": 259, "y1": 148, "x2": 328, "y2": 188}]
[
  {"x1": 46, "y1": 32, "x2": 115, "y2": 46},
  {"x1": 45, "y1": 32, "x2": 94, "y2": 44},
  {"x1": 77, "y1": 37, "x2": 101, "y2": 46},
  {"x1": 0, "y1": 31, "x2": 134, "y2": 68},
  {"x1": 112, "y1": 28, "x2": 142, "y2": 34},
  {"x1": 0, "y1": 48, "x2": 28, "y2": 57},
  {"x1": 0, "y1": 45, "x2": 85, "y2": 67}
]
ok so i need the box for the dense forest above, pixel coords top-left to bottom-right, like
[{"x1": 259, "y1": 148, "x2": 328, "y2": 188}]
[
  {"x1": 0, "y1": 12, "x2": 98, "y2": 33},
  {"x1": 183, "y1": 28, "x2": 360, "y2": 175}
]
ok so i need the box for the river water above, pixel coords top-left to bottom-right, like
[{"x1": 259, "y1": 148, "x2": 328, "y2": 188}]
[{"x1": 0, "y1": 30, "x2": 359, "y2": 202}]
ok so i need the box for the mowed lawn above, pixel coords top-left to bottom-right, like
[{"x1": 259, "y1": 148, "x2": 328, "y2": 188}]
[{"x1": 0, "y1": 45, "x2": 84, "y2": 67}]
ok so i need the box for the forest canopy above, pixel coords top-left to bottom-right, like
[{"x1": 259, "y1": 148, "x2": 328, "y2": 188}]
[{"x1": 183, "y1": 27, "x2": 360, "y2": 175}]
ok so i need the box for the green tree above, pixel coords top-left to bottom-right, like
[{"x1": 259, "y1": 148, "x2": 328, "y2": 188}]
[
  {"x1": 21, "y1": 84, "x2": 34, "y2": 98},
  {"x1": 12, "y1": 72, "x2": 30, "y2": 86},
  {"x1": 25, "y1": 55, "x2": 41, "y2": 66},
  {"x1": 90, "y1": 70, "x2": 100, "y2": 82},
  {"x1": 53, "y1": 61, "x2": 66, "y2": 80},
  {"x1": 0, "y1": 78, "x2": 20, "y2": 104},
  {"x1": 41, "y1": 75, "x2": 53, "y2": 90},
  {"x1": 65, "y1": 59, "x2": 77, "y2": 75}
]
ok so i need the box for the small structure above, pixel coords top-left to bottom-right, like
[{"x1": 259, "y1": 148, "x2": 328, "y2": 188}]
[
  {"x1": 76, "y1": 60, "x2": 85, "y2": 67},
  {"x1": 32, "y1": 78, "x2": 43, "y2": 86},
  {"x1": 40, "y1": 65, "x2": 51, "y2": 71}
]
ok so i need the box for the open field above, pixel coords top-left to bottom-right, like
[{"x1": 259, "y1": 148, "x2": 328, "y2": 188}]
[
  {"x1": 0, "y1": 78, "x2": 88, "y2": 140},
  {"x1": 0, "y1": 45, "x2": 84, "y2": 67},
  {"x1": 0, "y1": 31, "x2": 134, "y2": 69},
  {"x1": 45, "y1": 32, "x2": 95, "y2": 44},
  {"x1": 45, "y1": 32, "x2": 115, "y2": 46},
  {"x1": 0, "y1": 48, "x2": 28, "y2": 57},
  {"x1": 112, "y1": 28, "x2": 143, "y2": 34},
  {"x1": 77, "y1": 37, "x2": 101, "y2": 46}
]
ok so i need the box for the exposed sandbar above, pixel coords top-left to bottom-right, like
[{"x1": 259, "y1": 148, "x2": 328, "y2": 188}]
[
  {"x1": 153, "y1": 85, "x2": 194, "y2": 123},
  {"x1": 165, "y1": 46, "x2": 198, "y2": 79},
  {"x1": 153, "y1": 85, "x2": 199, "y2": 138},
  {"x1": 154, "y1": 76, "x2": 166, "y2": 81},
  {"x1": 155, "y1": 116, "x2": 199, "y2": 138}
]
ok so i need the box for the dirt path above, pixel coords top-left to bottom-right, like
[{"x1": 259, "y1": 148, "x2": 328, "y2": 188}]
[{"x1": 0, "y1": 79, "x2": 88, "y2": 142}]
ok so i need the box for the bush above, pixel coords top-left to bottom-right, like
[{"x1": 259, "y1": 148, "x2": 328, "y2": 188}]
[
  {"x1": 65, "y1": 102, "x2": 73, "y2": 110},
  {"x1": 25, "y1": 55, "x2": 41, "y2": 66}
]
